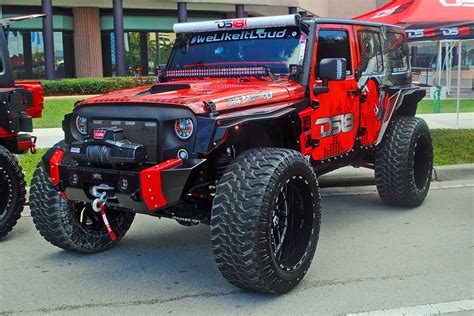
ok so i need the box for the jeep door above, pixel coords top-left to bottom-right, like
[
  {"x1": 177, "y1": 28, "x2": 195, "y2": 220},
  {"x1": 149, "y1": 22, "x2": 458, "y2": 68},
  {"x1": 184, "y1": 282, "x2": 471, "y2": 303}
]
[{"x1": 310, "y1": 24, "x2": 360, "y2": 161}]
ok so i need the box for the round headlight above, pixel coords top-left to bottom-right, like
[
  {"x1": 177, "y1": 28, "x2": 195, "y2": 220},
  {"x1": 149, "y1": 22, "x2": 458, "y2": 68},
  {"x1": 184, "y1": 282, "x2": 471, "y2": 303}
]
[
  {"x1": 75, "y1": 116, "x2": 88, "y2": 135},
  {"x1": 175, "y1": 118, "x2": 194, "y2": 140}
]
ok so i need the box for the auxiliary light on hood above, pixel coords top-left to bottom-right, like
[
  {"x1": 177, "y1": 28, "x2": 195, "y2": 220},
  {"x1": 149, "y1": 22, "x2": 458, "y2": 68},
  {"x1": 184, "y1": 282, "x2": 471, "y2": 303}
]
[{"x1": 158, "y1": 65, "x2": 270, "y2": 79}]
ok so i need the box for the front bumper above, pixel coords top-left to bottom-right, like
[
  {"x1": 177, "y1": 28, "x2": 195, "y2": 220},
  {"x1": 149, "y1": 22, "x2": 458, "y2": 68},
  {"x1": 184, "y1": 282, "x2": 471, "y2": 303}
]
[{"x1": 47, "y1": 148, "x2": 205, "y2": 212}]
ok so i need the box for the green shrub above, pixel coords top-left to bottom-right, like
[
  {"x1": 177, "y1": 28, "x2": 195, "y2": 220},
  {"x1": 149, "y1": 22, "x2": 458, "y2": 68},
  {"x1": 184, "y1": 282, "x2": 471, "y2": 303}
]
[{"x1": 38, "y1": 76, "x2": 156, "y2": 96}]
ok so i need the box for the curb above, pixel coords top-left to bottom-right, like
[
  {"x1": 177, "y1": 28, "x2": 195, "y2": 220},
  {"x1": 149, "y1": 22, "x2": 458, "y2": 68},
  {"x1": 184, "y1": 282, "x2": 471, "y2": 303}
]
[
  {"x1": 432, "y1": 163, "x2": 474, "y2": 182},
  {"x1": 318, "y1": 164, "x2": 474, "y2": 187}
]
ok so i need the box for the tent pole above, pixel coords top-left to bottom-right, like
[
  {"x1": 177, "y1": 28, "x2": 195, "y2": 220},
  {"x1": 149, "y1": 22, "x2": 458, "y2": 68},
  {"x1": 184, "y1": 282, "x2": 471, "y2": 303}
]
[
  {"x1": 456, "y1": 40, "x2": 462, "y2": 129},
  {"x1": 437, "y1": 41, "x2": 442, "y2": 87}
]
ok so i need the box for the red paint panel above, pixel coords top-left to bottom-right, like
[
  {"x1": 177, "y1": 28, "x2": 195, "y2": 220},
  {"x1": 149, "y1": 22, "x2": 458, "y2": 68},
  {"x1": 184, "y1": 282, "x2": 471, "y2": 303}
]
[
  {"x1": 15, "y1": 81, "x2": 44, "y2": 119},
  {"x1": 0, "y1": 127, "x2": 16, "y2": 138},
  {"x1": 16, "y1": 140, "x2": 34, "y2": 152},
  {"x1": 384, "y1": 94, "x2": 398, "y2": 123},
  {"x1": 298, "y1": 107, "x2": 314, "y2": 156},
  {"x1": 140, "y1": 158, "x2": 183, "y2": 211},
  {"x1": 78, "y1": 78, "x2": 303, "y2": 115},
  {"x1": 49, "y1": 150, "x2": 64, "y2": 185}
]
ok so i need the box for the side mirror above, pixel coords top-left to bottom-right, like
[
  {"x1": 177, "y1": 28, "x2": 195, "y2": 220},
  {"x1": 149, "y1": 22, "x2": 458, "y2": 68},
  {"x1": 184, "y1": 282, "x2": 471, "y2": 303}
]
[
  {"x1": 319, "y1": 58, "x2": 347, "y2": 81},
  {"x1": 313, "y1": 58, "x2": 347, "y2": 96}
]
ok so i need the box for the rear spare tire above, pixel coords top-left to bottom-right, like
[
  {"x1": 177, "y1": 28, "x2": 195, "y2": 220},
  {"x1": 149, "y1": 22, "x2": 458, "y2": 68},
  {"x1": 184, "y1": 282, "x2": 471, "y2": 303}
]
[
  {"x1": 0, "y1": 145, "x2": 26, "y2": 239},
  {"x1": 375, "y1": 116, "x2": 433, "y2": 207},
  {"x1": 30, "y1": 150, "x2": 135, "y2": 253},
  {"x1": 211, "y1": 148, "x2": 321, "y2": 294}
]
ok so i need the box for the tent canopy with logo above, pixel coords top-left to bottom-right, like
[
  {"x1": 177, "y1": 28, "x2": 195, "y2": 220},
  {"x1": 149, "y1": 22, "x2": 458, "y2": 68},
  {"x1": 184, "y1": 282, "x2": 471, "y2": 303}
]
[
  {"x1": 355, "y1": 0, "x2": 474, "y2": 126},
  {"x1": 355, "y1": 0, "x2": 474, "y2": 41}
]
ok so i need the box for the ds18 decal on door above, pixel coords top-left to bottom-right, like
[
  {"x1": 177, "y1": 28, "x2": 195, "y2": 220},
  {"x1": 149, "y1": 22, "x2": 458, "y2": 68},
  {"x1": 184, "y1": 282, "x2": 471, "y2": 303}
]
[{"x1": 316, "y1": 113, "x2": 354, "y2": 138}]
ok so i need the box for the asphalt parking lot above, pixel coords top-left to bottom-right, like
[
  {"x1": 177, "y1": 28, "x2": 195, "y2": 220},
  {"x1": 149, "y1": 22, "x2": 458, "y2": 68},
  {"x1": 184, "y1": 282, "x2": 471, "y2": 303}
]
[{"x1": 1, "y1": 179, "x2": 473, "y2": 315}]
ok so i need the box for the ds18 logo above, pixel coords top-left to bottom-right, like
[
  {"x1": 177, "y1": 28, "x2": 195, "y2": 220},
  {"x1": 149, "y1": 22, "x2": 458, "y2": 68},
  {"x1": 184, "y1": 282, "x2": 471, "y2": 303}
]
[
  {"x1": 316, "y1": 113, "x2": 354, "y2": 138},
  {"x1": 215, "y1": 19, "x2": 247, "y2": 29}
]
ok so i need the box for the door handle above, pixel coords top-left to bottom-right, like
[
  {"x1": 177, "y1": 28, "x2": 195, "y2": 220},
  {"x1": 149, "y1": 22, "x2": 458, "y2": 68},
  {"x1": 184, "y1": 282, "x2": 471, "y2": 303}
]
[{"x1": 347, "y1": 89, "x2": 360, "y2": 96}]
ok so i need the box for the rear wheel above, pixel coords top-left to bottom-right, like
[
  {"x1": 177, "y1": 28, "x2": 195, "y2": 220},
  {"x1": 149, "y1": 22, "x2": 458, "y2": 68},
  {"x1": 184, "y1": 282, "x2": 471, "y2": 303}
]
[
  {"x1": 211, "y1": 148, "x2": 321, "y2": 294},
  {"x1": 30, "y1": 158, "x2": 135, "y2": 253},
  {"x1": 375, "y1": 116, "x2": 433, "y2": 207},
  {"x1": 0, "y1": 145, "x2": 26, "y2": 239}
]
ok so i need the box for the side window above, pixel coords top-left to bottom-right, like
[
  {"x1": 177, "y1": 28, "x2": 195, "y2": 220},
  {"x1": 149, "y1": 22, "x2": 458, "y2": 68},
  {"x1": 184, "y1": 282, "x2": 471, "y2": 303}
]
[
  {"x1": 316, "y1": 30, "x2": 352, "y2": 77},
  {"x1": 357, "y1": 30, "x2": 383, "y2": 75},
  {"x1": 386, "y1": 32, "x2": 409, "y2": 73}
]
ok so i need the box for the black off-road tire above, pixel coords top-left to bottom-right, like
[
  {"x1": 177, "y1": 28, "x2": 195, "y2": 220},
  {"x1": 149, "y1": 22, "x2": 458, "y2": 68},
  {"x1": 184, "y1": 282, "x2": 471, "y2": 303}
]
[
  {"x1": 211, "y1": 148, "x2": 321, "y2": 294},
  {"x1": 0, "y1": 145, "x2": 26, "y2": 239},
  {"x1": 30, "y1": 147, "x2": 135, "y2": 253},
  {"x1": 375, "y1": 116, "x2": 433, "y2": 207}
]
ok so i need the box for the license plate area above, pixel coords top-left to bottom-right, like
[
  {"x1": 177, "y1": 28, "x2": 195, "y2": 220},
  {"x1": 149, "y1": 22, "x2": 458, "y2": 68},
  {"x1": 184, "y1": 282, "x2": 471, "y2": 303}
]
[{"x1": 60, "y1": 165, "x2": 140, "y2": 197}]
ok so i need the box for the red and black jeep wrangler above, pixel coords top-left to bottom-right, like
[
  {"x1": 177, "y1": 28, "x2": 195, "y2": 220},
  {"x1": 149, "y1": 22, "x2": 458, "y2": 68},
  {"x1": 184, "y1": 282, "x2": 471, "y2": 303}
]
[
  {"x1": 30, "y1": 15, "x2": 433, "y2": 293},
  {"x1": 0, "y1": 15, "x2": 44, "y2": 239}
]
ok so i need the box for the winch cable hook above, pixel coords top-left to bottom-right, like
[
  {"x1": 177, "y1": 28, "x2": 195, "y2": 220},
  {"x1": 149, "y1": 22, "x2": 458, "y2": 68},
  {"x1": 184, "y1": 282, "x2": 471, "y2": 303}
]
[{"x1": 92, "y1": 192, "x2": 117, "y2": 241}]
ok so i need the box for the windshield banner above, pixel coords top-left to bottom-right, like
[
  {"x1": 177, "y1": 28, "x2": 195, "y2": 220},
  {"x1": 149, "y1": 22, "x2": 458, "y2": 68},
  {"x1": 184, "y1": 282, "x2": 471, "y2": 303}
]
[{"x1": 190, "y1": 28, "x2": 291, "y2": 45}]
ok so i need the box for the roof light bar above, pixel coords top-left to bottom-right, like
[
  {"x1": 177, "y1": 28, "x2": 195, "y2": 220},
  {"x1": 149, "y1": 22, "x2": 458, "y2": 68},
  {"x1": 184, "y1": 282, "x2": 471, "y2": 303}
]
[
  {"x1": 161, "y1": 66, "x2": 269, "y2": 79},
  {"x1": 173, "y1": 14, "x2": 300, "y2": 34}
]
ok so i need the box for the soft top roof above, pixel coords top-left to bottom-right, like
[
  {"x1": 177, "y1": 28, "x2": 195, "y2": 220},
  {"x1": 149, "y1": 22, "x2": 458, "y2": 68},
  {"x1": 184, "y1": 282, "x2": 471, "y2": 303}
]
[{"x1": 311, "y1": 17, "x2": 404, "y2": 31}]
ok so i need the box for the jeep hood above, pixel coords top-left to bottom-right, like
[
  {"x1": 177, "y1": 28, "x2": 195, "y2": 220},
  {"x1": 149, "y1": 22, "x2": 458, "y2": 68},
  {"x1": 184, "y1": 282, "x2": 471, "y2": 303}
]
[{"x1": 78, "y1": 78, "x2": 305, "y2": 114}]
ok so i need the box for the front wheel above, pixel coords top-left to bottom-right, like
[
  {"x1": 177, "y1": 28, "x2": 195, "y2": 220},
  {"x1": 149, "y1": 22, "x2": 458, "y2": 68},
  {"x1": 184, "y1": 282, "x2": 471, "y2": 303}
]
[
  {"x1": 30, "y1": 160, "x2": 135, "y2": 253},
  {"x1": 0, "y1": 145, "x2": 26, "y2": 239},
  {"x1": 210, "y1": 148, "x2": 321, "y2": 294},
  {"x1": 375, "y1": 116, "x2": 433, "y2": 207}
]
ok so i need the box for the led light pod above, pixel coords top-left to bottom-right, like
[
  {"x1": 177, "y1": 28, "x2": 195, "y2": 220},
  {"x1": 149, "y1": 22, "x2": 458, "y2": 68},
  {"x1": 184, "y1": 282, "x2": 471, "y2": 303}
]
[
  {"x1": 175, "y1": 118, "x2": 194, "y2": 140},
  {"x1": 177, "y1": 148, "x2": 189, "y2": 159}
]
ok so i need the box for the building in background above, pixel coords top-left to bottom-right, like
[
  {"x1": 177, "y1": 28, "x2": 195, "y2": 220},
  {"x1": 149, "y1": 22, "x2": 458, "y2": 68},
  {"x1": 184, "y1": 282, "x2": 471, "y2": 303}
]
[{"x1": 0, "y1": 0, "x2": 391, "y2": 79}]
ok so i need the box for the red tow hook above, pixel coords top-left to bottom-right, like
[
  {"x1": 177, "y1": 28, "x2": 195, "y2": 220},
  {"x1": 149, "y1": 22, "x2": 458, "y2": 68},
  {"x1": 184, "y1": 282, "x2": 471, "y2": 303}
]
[
  {"x1": 99, "y1": 204, "x2": 117, "y2": 241},
  {"x1": 92, "y1": 193, "x2": 117, "y2": 241}
]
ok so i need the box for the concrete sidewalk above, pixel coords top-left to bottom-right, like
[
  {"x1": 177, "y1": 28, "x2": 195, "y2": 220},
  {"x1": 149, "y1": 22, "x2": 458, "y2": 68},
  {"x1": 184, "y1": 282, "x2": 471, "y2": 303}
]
[
  {"x1": 33, "y1": 112, "x2": 474, "y2": 149},
  {"x1": 34, "y1": 127, "x2": 63, "y2": 148},
  {"x1": 416, "y1": 112, "x2": 474, "y2": 129}
]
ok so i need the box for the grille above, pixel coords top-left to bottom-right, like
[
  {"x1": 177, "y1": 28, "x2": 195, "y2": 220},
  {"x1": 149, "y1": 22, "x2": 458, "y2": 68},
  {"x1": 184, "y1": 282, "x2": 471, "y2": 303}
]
[{"x1": 90, "y1": 119, "x2": 159, "y2": 162}]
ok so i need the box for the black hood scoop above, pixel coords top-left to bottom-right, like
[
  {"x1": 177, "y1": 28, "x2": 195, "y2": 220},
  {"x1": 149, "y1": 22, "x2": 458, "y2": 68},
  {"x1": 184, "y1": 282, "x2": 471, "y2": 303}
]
[
  {"x1": 149, "y1": 83, "x2": 191, "y2": 94},
  {"x1": 134, "y1": 83, "x2": 191, "y2": 97}
]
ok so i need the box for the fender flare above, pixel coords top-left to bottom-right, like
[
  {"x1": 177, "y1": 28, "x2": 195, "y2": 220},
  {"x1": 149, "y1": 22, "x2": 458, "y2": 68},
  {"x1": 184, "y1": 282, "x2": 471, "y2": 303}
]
[
  {"x1": 375, "y1": 86, "x2": 426, "y2": 145},
  {"x1": 395, "y1": 88, "x2": 426, "y2": 117},
  {"x1": 193, "y1": 103, "x2": 302, "y2": 154}
]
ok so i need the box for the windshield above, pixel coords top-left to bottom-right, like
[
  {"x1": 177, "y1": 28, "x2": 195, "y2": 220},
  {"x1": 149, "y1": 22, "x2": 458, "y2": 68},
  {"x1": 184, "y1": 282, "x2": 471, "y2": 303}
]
[{"x1": 168, "y1": 26, "x2": 307, "y2": 76}]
